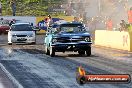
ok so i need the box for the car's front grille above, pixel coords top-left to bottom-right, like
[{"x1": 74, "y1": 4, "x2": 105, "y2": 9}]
[
  {"x1": 16, "y1": 35, "x2": 27, "y2": 37},
  {"x1": 17, "y1": 38, "x2": 27, "y2": 41}
]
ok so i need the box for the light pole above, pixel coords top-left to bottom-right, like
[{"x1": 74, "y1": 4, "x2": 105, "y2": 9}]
[
  {"x1": 10, "y1": 0, "x2": 16, "y2": 16},
  {"x1": 98, "y1": 0, "x2": 101, "y2": 15}
]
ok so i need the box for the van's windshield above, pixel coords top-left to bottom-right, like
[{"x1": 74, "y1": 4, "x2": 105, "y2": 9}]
[{"x1": 59, "y1": 24, "x2": 85, "y2": 33}]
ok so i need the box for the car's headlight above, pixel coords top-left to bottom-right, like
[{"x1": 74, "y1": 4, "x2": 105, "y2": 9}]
[
  {"x1": 27, "y1": 34, "x2": 33, "y2": 37},
  {"x1": 52, "y1": 38, "x2": 57, "y2": 43},
  {"x1": 85, "y1": 37, "x2": 91, "y2": 42}
]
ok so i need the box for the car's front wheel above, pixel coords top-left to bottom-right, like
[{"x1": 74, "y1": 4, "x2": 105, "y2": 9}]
[
  {"x1": 49, "y1": 46, "x2": 55, "y2": 57},
  {"x1": 32, "y1": 42, "x2": 36, "y2": 45},
  {"x1": 8, "y1": 43, "x2": 12, "y2": 45}
]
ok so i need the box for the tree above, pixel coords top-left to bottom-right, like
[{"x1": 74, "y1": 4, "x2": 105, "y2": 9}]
[{"x1": 2, "y1": 0, "x2": 65, "y2": 16}]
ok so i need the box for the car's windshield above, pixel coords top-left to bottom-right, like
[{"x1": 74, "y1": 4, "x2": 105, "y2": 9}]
[
  {"x1": 11, "y1": 24, "x2": 33, "y2": 31},
  {"x1": 60, "y1": 24, "x2": 85, "y2": 33}
]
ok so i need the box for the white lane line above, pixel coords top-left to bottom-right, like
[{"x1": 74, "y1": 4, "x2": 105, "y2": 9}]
[
  {"x1": 0, "y1": 83, "x2": 4, "y2": 88},
  {"x1": 0, "y1": 44, "x2": 7, "y2": 46},
  {"x1": 0, "y1": 63, "x2": 23, "y2": 88}
]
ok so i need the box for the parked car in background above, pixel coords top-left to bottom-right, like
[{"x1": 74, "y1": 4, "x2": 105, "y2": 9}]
[
  {"x1": 8, "y1": 23, "x2": 38, "y2": 45},
  {"x1": 44, "y1": 22, "x2": 92, "y2": 57},
  {"x1": 0, "y1": 19, "x2": 10, "y2": 34}
]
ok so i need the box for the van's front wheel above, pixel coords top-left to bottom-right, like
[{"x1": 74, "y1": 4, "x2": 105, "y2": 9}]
[
  {"x1": 86, "y1": 47, "x2": 91, "y2": 56},
  {"x1": 49, "y1": 46, "x2": 55, "y2": 57},
  {"x1": 45, "y1": 45, "x2": 50, "y2": 55}
]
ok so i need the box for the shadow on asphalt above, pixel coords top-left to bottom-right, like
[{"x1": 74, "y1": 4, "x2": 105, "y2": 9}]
[
  {"x1": 55, "y1": 54, "x2": 99, "y2": 57},
  {"x1": 10, "y1": 43, "x2": 43, "y2": 45},
  {"x1": 18, "y1": 48, "x2": 99, "y2": 57},
  {"x1": 18, "y1": 49, "x2": 45, "y2": 54},
  {"x1": 67, "y1": 54, "x2": 98, "y2": 57}
]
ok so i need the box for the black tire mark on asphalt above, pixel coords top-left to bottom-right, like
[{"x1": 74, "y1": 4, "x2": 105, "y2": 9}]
[{"x1": 20, "y1": 49, "x2": 44, "y2": 54}]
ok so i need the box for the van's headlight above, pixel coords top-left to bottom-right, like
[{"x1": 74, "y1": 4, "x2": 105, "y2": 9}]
[
  {"x1": 85, "y1": 37, "x2": 90, "y2": 42},
  {"x1": 52, "y1": 38, "x2": 57, "y2": 43}
]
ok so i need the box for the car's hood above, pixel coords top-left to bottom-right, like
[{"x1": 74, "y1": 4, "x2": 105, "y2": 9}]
[
  {"x1": 10, "y1": 31, "x2": 34, "y2": 35},
  {"x1": 0, "y1": 25, "x2": 10, "y2": 29},
  {"x1": 54, "y1": 32, "x2": 91, "y2": 38}
]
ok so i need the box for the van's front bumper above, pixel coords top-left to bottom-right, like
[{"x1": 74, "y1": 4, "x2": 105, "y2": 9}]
[{"x1": 51, "y1": 42, "x2": 92, "y2": 51}]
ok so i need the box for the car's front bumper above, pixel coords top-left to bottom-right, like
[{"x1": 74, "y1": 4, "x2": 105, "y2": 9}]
[
  {"x1": 51, "y1": 42, "x2": 92, "y2": 51},
  {"x1": 11, "y1": 37, "x2": 35, "y2": 44}
]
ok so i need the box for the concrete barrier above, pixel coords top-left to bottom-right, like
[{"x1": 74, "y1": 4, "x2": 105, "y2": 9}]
[{"x1": 95, "y1": 30, "x2": 132, "y2": 51}]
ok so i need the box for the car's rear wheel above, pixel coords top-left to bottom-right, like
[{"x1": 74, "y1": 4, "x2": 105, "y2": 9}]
[
  {"x1": 78, "y1": 51, "x2": 85, "y2": 55},
  {"x1": 86, "y1": 47, "x2": 91, "y2": 56},
  {"x1": 32, "y1": 42, "x2": 36, "y2": 45},
  {"x1": 49, "y1": 46, "x2": 55, "y2": 57}
]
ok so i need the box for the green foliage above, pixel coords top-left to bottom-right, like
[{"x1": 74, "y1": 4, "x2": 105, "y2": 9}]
[{"x1": 1, "y1": 0, "x2": 66, "y2": 16}]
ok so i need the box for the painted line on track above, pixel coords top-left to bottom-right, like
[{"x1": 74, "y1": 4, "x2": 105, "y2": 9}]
[
  {"x1": 0, "y1": 63, "x2": 23, "y2": 88},
  {"x1": 0, "y1": 44, "x2": 7, "y2": 46}
]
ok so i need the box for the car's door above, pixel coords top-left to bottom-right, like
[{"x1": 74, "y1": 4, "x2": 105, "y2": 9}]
[{"x1": 7, "y1": 27, "x2": 12, "y2": 42}]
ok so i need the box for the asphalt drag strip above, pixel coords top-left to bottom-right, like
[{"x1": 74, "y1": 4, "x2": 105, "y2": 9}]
[{"x1": 0, "y1": 46, "x2": 131, "y2": 88}]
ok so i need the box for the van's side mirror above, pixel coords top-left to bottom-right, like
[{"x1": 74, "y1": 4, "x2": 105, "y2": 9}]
[{"x1": 85, "y1": 27, "x2": 89, "y2": 31}]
